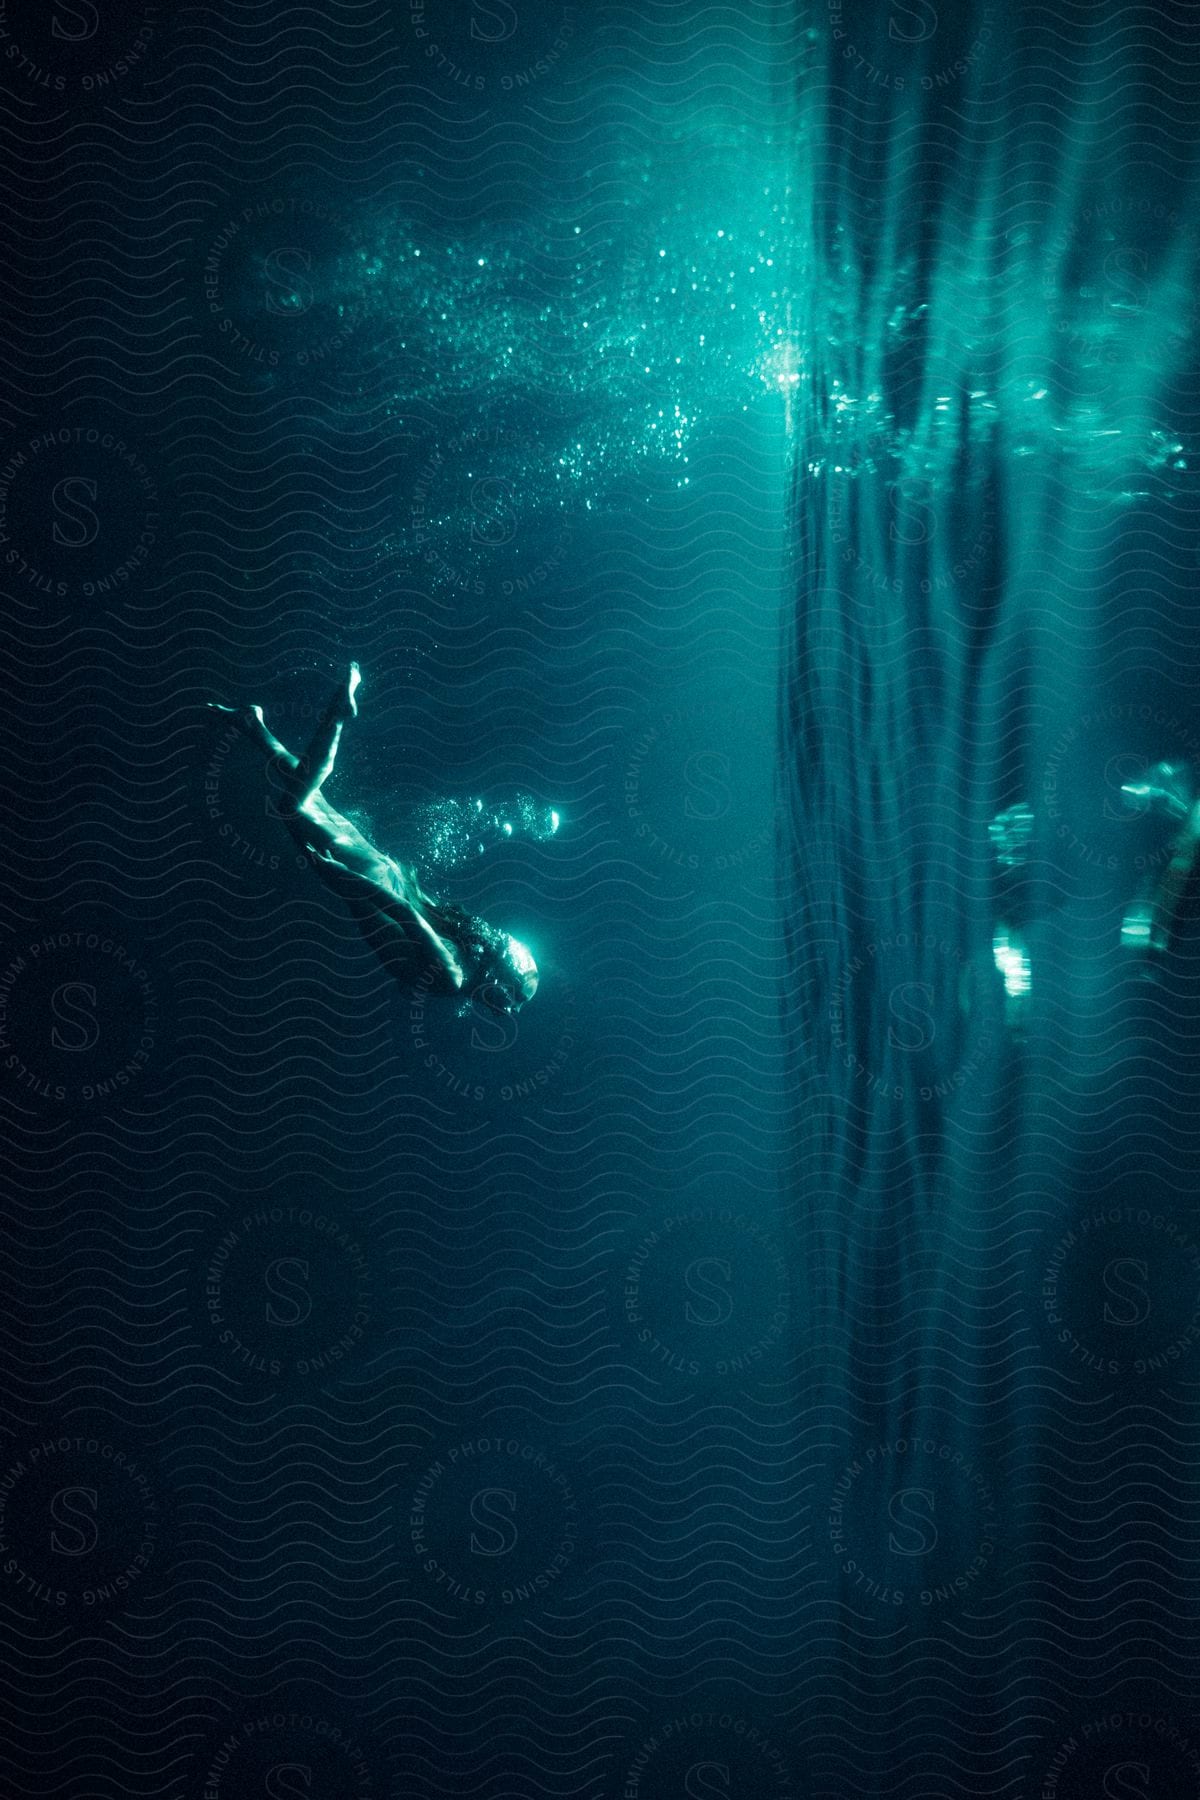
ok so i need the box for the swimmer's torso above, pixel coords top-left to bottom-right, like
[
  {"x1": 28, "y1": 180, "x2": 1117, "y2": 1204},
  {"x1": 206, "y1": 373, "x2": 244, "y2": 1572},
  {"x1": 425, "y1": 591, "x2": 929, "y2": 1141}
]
[{"x1": 285, "y1": 790, "x2": 463, "y2": 992}]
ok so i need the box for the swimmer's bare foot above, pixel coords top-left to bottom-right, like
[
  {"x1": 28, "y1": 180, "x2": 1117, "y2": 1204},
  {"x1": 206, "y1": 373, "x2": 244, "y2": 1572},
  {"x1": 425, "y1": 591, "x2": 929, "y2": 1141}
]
[
  {"x1": 316, "y1": 665, "x2": 361, "y2": 727},
  {"x1": 206, "y1": 701, "x2": 264, "y2": 732},
  {"x1": 338, "y1": 663, "x2": 361, "y2": 721}
]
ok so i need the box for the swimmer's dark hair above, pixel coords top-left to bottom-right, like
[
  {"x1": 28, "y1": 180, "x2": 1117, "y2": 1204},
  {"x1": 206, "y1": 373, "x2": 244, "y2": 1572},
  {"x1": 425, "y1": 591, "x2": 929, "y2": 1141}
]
[{"x1": 430, "y1": 902, "x2": 539, "y2": 1016}]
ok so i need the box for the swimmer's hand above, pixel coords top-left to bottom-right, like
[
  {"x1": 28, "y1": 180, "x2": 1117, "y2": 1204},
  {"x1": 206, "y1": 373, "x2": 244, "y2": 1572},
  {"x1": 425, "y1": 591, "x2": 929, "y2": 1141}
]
[{"x1": 1121, "y1": 761, "x2": 1193, "y2": 822}]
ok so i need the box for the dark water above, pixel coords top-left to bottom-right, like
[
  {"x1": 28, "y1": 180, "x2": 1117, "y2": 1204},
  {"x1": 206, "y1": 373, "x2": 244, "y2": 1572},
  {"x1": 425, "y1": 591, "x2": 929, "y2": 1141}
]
[{"x1": 2, "y1": 2, "x2": 1200, "y2": 1797}]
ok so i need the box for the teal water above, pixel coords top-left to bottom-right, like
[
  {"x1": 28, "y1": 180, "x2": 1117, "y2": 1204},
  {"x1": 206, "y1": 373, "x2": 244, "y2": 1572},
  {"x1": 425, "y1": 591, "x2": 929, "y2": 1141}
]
[
  {"x1": 4, "y1": 3, "x2": 1200, "y2": 1797},
  {"x1": 785, "y1": 4, "x2": 1200, "y2": 1791}
]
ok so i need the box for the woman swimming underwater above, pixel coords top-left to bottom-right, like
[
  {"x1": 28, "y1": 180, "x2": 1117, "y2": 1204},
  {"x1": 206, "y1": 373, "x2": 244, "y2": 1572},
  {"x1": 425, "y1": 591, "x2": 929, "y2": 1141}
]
[{"x1": 209, "y1": 664, "x2": 539, "y2": 1016}]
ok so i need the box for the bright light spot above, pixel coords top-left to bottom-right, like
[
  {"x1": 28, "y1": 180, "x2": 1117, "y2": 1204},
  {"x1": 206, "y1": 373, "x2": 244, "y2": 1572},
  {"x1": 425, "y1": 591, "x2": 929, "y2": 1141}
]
[
  {"x1": 1121, "y1": 912, "x2": 1152, "y2": 947},
  {"x1": 507, "y1": 936, "x2": 537, "y2": 978},
  {"x1": 992, "y1": 929, "x2": 1031, "y2": 998}
]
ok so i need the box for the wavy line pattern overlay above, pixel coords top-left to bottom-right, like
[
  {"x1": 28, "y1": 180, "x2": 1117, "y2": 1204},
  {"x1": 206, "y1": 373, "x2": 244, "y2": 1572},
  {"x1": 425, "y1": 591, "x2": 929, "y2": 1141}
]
[{"x1": 1, "y1": 0, "x2": 1198, "y2": 1796}]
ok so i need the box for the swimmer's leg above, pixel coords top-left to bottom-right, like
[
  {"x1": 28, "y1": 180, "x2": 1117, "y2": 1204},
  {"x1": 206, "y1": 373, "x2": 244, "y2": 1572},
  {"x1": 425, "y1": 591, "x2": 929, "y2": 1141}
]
[
  {"x1": 284, "y1": 664, "x2": 361, "y2": 810},
  {"x1": 208, "y1": 701, "x2": 297, "y2": 764}
]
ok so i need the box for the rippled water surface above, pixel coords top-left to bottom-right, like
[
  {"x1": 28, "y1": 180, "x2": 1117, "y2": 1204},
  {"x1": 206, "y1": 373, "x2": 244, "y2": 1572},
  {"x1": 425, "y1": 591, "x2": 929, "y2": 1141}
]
[{"x1": 785, "y1": 4, "x2": 1200, "y2": 1790}]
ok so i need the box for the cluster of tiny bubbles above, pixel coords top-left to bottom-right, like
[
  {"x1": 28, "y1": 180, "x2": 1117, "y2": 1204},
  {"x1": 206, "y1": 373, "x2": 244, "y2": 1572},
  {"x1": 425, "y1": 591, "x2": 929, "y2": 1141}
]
[
  {"x1": 305, "y1": 135, "x2": 798, "y2": 585},
  {"x1": 410, "y1": 794, "x2": 561, "y2": 872}
]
